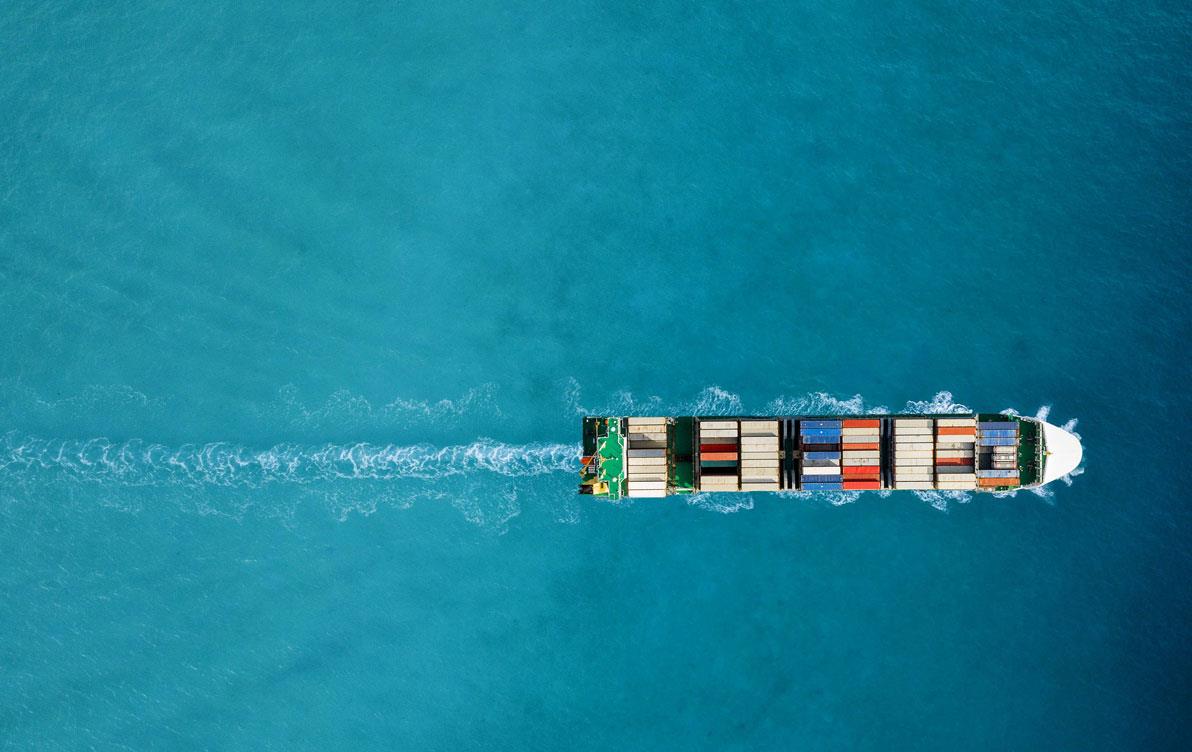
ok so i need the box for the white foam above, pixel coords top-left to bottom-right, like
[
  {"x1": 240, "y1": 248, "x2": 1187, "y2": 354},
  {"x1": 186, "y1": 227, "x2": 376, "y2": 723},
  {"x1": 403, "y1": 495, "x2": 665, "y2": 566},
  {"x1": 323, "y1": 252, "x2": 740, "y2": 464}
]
[{"x1": 0, "y1": 432, "x2": 580, "y2": 488}]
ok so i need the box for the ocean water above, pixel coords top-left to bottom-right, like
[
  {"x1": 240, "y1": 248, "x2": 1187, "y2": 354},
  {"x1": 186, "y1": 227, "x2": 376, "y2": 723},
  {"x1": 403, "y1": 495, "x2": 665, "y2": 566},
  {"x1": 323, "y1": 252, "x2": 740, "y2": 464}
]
[{"x1": 1, "y1": 0, "x2": 1189, "y2": 749}]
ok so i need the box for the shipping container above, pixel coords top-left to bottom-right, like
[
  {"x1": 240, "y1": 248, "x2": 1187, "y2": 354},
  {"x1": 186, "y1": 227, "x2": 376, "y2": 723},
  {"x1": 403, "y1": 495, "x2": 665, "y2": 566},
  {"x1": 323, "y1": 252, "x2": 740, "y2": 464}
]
[
  {"x1": 699, "y1": 452, "x2": 738, "y2": 462},
  {"x1": 938, "y1": 426, "x2": 977, "y2": 436},
  {"x1": 627, "y1": 449, "x2": 666, "y2": 458},
  {"x1": 842, "y1": 419, "x2": 881, "y2": 428},
  {"x1": 804, "y1": 451, "x2": 842, "y2": 460},
  {"x1": 802, "y1": 467, "x2": 842, "y2": 477},
  {"x1": 698, "y1": 443, "x2": 736, "y2": 452},
  {"x1": 844, "y1": 465, "x2": 881, "y2": 476},
  {"x1": 842, "y1": 442, "x2": 880, "y2": 450},
  {"x1": 843, "y1": 480, "x2": 881, "y2": 490}
]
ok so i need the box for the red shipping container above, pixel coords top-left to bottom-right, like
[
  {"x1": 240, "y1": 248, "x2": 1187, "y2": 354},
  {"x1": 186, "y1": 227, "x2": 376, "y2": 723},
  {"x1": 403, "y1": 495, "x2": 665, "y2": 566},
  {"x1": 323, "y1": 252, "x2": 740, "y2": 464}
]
[
  {"x1": 935, "y1": 458, "x2": 973, "y2": 466},
  {"x1": 841, "y1": 442, "x2": 880, "y2": 450},
  {"x1": 699, "y1": 443, "x2": 736, "y2": 453},
  {"x1": 842, "y1": 466, "x2": 879, "y2": 476},
  {"x1": 700, "y1": 452, "x2": 738, "y2": 461},
  {"x1": 843, "y1": 480, "x2": 880, "y2": 490},
  {"x1": 842, "y1": 419, "x2": 880, "y2": 428},
  {"x1": 937, "y1": 427, "x2": 976, "y2": 435}
]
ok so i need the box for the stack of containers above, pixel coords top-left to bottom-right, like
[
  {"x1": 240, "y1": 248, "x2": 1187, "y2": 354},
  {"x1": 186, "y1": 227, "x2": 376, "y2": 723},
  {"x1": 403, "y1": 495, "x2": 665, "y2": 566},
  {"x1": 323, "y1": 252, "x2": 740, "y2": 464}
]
[
  {"x1": 625, "y1": 417, "x2": 668, "y2": 497},
  {"x1": 893, "y1": 418, "x2": 934, "y2": 489},
  {"x1": 977, "y1": 421, "x2": 1020, "y2": 488},
  {"x1": 935, "y1": 417, "x2": 977, "y2": 490},
  {"x1": 739, "y1": 420, "x2": 780, "y2": 492},
  {"x1": 698, "y1": 420, "x2": 739, "y2": 492},
  {"x1": 800, "y1": 420, "x2": 842, "y2": 490},
  {"x1": 841, "y1": 419, "x2": 881, "y2": 490}
]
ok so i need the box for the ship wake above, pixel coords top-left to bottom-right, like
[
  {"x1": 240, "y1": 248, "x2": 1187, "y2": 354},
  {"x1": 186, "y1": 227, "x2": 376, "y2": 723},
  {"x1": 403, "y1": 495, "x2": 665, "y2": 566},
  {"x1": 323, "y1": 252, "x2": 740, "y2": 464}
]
[{"x1": 0, "y1": 432, "x2": 580, "y2": 487}]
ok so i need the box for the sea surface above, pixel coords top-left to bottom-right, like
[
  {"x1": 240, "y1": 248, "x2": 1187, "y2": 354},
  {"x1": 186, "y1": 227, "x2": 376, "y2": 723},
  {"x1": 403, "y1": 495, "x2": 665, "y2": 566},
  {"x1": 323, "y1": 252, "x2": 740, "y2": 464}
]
[{"x1": 1, "y1": 1, "x2": 1189, "y2": 749}]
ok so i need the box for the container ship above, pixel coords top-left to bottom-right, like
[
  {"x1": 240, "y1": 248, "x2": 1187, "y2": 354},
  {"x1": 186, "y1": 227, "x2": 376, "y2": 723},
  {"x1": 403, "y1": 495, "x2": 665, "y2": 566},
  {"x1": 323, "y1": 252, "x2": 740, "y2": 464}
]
[{"x1": 579, "y1": 414, "x2": 1082, "y2": 499}]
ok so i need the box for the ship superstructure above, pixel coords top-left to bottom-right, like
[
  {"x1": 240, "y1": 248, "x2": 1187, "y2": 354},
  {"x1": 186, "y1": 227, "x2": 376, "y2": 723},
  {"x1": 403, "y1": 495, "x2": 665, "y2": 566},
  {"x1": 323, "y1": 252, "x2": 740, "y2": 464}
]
[{"x1": 579, "y1": 414, "x2": 1082, "y2": 499}]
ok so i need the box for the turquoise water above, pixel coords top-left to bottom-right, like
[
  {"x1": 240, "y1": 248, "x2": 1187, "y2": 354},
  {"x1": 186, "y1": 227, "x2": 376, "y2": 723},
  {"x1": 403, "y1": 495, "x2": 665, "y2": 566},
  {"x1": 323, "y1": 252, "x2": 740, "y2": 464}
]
[{"x1": 2, "y1": 0, "x2": 1190, "y2": 749}]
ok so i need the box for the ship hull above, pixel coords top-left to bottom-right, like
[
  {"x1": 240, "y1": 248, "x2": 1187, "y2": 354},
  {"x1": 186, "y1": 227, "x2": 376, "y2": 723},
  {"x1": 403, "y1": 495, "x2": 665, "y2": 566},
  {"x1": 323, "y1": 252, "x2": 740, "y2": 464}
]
[{"x1": 580, "y1": 414, "x2": 1080, "y2": 500}]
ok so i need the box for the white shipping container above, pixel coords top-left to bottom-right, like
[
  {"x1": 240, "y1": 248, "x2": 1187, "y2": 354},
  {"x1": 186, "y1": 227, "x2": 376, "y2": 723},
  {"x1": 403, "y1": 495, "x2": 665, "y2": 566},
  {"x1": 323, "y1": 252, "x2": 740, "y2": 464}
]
[
  {"x1": 894, "y1": 438, "x2": 934, "y2": 446},
  {"x1": 628, "y1": 475, "x2": 668, "y2": 484},
  {"x1": 935, "y1": 472, "x2": 976, "y2": 480},
  {"x1": 740, "y1": 437, "x2": 778, "y2": 447},
  {"x1": 627, "y1": 480, "x2": 667, "y2": 490},
  {"x1": 937, "y1": 483, "x2": 977, "y2": 490},
  {"x1": 935, "y1": 449, "x2": 975, "y2": 458},
  {"x1": 894, "y1": 457, "x2": 933, "y2": 466},
  {"x1": 740, "y1": 451, "x2": 780, "y2": 460},
  {"x1": 895, "y1": 481, "x2": 935, "y2": 489},
  {"x1": 894, "y1": 427, "x2": 934, "y2": 435},
  {"x1": 842, "y1": 427, "x2": 881, "y2": 436},
  {"x1": 842, "y1": 458, "x2": 880, "y2": 466},
  {"x1": 627, "y1": 456, "x2": 667, "y2": 466},
  {"x1": 894, "y1": 418, "x2": 933, "y2": 427},
  {"x1": 739, "y1": 420, "x2": 778, "y2": 434},
  {"x1": 895, "y1": 450, "x2": 934, "y2": 459},
  {"x1": 698, "y1": 429, "x2": 739, "y2": 439},
  {"x1": 699, "y1": 482, "x2": 739, "y2": 492},
  {"x1": 699, "y1": 421, "x2": 738, "y2": 430},
  {"x1": 936, "y1": 418, "x2": 977, "y2": 427},
  {"x1": 627, "y1": 488, "x2": 668, "y2": 498},
  {"x1": 742, "y1": 482, "x2": 780, "y2": 492},
  {"x1": 802, "y1": 466, "x2": 841, "y2": 475},
  {"x1": 627, "y1": 417, "x2": 667, "y2": 427},
  {"x1": 698, "y1": 478, "x2": 739, "y2": 487},
  {"x1": 841, "y1": 450, "x2": 880, "y2": 459}
]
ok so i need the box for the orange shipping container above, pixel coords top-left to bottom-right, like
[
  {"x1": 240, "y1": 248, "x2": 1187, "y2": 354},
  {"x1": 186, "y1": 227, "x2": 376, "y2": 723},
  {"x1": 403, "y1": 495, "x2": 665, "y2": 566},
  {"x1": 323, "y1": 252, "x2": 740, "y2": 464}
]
[
  {"x1": 938, "y1": 427, "x2": 977, "y2": 436},
  {"x1": 700, "y1": 452, "x2": 738, "y2": 462},
  {"x1": 842, "y1": 442, "x2": 880, "y2": 450},
  {"x1": 842, "y1": 419, "x2": 881, "y2": 428},
  {"x1": 978, "y1": 477, "x2": 1019, "y2": 487}
]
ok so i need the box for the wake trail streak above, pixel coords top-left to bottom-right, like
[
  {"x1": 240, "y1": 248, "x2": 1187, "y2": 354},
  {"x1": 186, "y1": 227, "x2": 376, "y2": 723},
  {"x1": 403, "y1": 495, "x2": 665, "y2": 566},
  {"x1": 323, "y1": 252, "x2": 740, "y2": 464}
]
[{"x1": 0, "y1": 432, "x2": 580, "y2": 487}]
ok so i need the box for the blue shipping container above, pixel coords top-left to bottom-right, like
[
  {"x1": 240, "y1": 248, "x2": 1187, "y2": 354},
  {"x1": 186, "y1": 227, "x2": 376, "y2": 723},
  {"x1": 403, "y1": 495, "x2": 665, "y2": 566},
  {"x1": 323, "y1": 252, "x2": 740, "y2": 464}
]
[
  {"x1": 978, "y1": 422, "x2": 1017, "y2": 430},
  {"x1": 979, "y1": 429, "x2": 1018, "y2": 438},
  {"x1": 802, "y1": 420, "x2": 843, "y2": 429},
  {"x1": 802, "y1": 475, "x2": 843, "y2": 483},
  {"x1": 977, "y1": 470, "x2": 1019, "y2": 478},
  {"x1": 805, "y1": 451, "x2": 842, "y2": 460},
  {"x1": 800, "y1": 429, "x2": 843, "y2": 438},
  {"x1": 978, "y1": 437, "x2": 1017, "y2": 446},
  {"x1": 801, "y1": 482, "x2": 845, "y2": 491}
]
